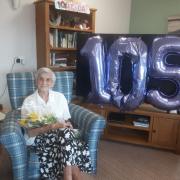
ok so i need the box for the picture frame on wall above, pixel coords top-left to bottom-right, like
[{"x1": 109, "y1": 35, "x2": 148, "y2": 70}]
[{"x1": 168, "y1": 15, "x2": 180, "y2": 34}]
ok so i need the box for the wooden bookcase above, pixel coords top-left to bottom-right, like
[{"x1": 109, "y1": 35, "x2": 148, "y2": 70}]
[
  {"x1": 74, "y1": 101, "x2": 180, "y2": 154},
  {"x1": 34, "y1": 0, "x2": 96, "y2": 71}
]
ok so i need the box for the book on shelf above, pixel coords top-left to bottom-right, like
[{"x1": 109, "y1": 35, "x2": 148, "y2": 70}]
[
  {"x1": 53, "y1": 29, "x2": 59, "y2": 47},
  {"x1": 50, "y1": 52, "x2": 68, "y2": 66},
  {"x1": 133, "y1": 118, "x2": 149, "y2": 128},
  {"x1": 49, "y1": 32, "x2": 54, "y2": 47},
  {"x1": 59, "y1": 32, "x2": 77, "y2": 48},
  {"x1": 54, "y1": 58, "x2": 67, "y2": 67},
  {"x1": 133, "y1": 122, "x2": 149, "y2": 128},
  {"x1": 50, "y1": 30, "x2": 77, "y2": 48}
]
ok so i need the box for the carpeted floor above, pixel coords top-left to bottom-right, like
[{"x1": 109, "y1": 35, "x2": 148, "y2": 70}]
[{"x1": 82, "y1": 140, "x2": 180, "y2": 180}]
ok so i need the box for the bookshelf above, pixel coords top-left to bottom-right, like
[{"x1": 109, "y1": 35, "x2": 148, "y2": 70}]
[{"x1": 34, "y1": 0, "x2": 96, "y2": 71}]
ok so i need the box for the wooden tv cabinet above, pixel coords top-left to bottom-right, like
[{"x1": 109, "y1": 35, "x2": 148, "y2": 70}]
[{"x1": 75, "y1": 101, "x2": 180, "y2": 153}]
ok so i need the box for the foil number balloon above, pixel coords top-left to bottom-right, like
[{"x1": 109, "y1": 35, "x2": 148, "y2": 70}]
[
  {"x1": 147, "y1": 36, "x2": 180, "y2": 110},
  {"x1": 81, "y1": 36, "x2": 147, "y2": 110},
  {"x1": 107, "y1": 37, "x2": 147, "y2": 110},
  {"x1": 80, "y1": 35, "x2": 180, "y2": 111},
  {"x1": 80, "y1": 36, "x2": 111, "y2": 103}
]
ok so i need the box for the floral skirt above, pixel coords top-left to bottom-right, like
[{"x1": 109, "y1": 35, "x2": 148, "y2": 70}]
[{"x1": 34, "y1": 128, "x2": 92, "y2": 180}]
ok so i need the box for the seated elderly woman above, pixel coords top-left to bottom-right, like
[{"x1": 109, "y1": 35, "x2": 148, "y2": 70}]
[{"x1": 21, "y1": 67, "x2": 92, "y2": 180}]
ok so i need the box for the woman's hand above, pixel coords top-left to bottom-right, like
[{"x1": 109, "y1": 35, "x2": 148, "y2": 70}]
[
  {"x1": 64, "y1": 121, "x2": 73, "y2": 129},
  {"x1": 51, "y1": 121, "x2": 73, "y2": 129},
  {"x1": 28, "y1": 125, "x2": 51, "y2": 137},
  {"x1": 28, "y1": 121, "x2": 73, "y2": 137},
  {"x1": 51, "y1": 122, "x2": 65, "y2": 129}
]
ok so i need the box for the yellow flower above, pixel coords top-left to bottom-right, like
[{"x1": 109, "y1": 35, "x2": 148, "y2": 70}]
[
  {"x1": 19, "y1": 119, "x2": 28, "y2": 126},
  {"x1": 19, "y1": 112, "x2": 57, "y2": 128},
  {"x1": 28, "y1": 112, "x2": 40, "y2": 122}
]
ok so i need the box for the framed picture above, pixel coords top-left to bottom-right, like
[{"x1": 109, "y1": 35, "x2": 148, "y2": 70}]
[{"x1": 168, "y1": 15, "x2": 180, "y2": 34}]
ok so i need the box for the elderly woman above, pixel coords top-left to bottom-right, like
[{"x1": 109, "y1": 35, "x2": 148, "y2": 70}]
[{"x1": 21, "y1": 67, "x2": 92, "y2": 180}]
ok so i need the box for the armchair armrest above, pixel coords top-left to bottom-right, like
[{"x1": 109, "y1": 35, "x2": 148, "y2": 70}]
[
  {"x1": 0, "y1": 110, "x2": 28, "y2": 180},
  {"x1": 69, "y1": 103, "x2": 106, "y2": 173}
]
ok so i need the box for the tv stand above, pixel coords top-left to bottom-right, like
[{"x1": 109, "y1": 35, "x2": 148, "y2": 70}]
[{"x1": 74, "y1": 101, "x2": 180, "y2": 154}]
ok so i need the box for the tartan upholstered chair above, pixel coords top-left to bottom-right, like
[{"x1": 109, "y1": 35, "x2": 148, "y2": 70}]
[{"x1": 0, "y1": 71, "x2": 106, "y2": 180}]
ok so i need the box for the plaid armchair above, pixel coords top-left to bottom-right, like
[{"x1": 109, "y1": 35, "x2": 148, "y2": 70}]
[{"x1": 0, "y1": 71, "x2": 106, "y2": 180}]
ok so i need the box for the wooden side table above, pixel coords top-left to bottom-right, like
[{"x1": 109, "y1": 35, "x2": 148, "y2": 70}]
[{"x1": 0, "y1": 144, "x2": 13, "y2": 179}]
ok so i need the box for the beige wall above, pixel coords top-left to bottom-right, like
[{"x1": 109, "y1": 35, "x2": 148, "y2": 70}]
[
  {"x1": 83, "y1": 0, "x2": 131, "y2": 33},
  {"x1": 0, "y1": 0, "x2": 131, "y2": 109},
  {"x1": 130, "y1": 0, "x2": 180, "y2": 33},
  {"x1": 0, "y1": 0, "x2": 36, "y2": 109}
]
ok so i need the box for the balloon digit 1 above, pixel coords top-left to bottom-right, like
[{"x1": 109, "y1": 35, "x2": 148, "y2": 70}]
[{"x1": 80, "y1": 36, "x2": 111, "y2": 103}]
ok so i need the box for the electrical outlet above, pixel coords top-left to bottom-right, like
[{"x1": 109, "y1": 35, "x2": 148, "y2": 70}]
[
  {"x1": 14, "y1": 57, "x2": 25, "y2": 65},
  {"x1": 20, "y1": 58, "x2": 25, "y2": 65}
]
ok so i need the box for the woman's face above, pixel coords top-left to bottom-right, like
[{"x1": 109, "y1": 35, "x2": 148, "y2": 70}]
[{"x1": 37, "y1": 72, "x2": 54, "y2": 93}]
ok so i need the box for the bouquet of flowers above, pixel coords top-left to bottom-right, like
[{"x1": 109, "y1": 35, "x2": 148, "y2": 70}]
[{"x1": 19, "y1": 112, "x2": 57, "y2": 128}]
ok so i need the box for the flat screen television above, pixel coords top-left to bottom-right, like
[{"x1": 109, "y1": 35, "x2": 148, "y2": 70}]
[{"x1": 76, "y1": 33, "x2": 180, "y2": 104}]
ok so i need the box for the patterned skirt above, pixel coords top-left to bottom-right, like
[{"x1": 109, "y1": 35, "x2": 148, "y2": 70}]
[{"x1": 34, "y1": 128, "x2": 92, "y2": 180}]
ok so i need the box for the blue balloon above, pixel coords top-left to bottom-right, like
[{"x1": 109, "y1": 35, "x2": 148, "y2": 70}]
[
  {"x1": 147, "y1": 36, "x2": 180, "y2": 110},
  {"x1": 107, "y1": 37, "x2": 147, "y2": 110},
  {"x1": 80, "y1": 36, "x2": 111, "y2": 103}
]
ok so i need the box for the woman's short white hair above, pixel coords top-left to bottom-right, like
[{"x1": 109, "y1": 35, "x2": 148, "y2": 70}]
[{"x1": 35, "y1": 67, "x2": 56, "y2": 85}]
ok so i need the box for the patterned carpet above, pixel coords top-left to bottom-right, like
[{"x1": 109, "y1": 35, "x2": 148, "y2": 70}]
[{"x1": 82, "y1": 140, "x2": 180, "y2": 180}]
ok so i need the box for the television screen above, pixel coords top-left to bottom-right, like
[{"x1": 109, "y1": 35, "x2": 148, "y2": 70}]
[{"x1": 76, "y1": 33, "x2": 180, "y2": 103}]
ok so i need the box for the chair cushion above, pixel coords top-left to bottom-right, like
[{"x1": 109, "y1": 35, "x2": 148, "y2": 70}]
[{"x1": 7, "y1": 71, "x2": 74, "y2": 109}]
